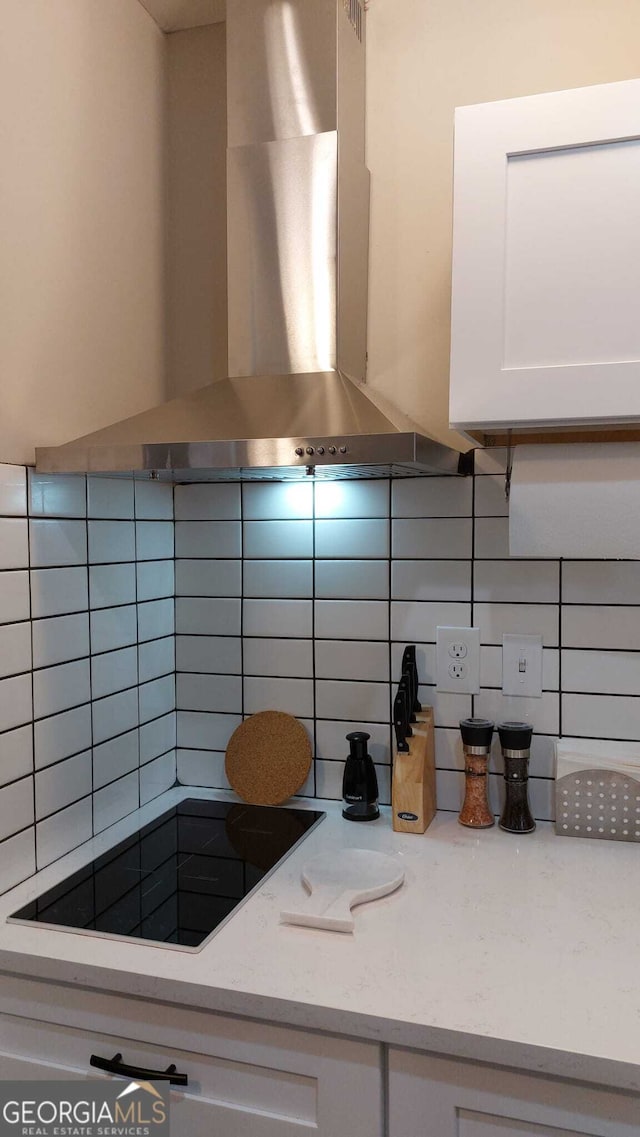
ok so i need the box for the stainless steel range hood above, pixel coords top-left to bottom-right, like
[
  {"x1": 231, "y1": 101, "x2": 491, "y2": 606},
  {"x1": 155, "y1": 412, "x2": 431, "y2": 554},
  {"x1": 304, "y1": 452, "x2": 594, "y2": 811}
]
[{"x1": 36, "y1": 0, "x2": 467, "y2": 482}]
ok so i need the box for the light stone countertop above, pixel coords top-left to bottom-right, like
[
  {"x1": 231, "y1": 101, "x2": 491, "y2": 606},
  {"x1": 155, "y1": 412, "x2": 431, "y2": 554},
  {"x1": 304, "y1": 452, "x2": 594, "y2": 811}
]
[{"x1": 0, "y1": 786, "x2": 638, "y2": 1092}]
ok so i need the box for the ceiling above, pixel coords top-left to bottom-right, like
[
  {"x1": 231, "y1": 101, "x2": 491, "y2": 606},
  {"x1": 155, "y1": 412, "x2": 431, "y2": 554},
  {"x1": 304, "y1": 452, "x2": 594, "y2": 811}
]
[{"x1": 139, "y1": 0, "x2": 226, "y2": 31}]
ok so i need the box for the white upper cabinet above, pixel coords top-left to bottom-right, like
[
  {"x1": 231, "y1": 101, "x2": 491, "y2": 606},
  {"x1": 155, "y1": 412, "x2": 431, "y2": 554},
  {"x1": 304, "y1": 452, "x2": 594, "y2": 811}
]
[{"x1": 449, "y1": 77, "x2": 640, "y2": 435}]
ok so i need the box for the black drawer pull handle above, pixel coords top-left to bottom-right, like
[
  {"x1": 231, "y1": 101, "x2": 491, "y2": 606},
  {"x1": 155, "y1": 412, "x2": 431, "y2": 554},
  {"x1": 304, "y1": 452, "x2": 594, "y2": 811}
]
[{"x1": 90, "y1": 1051, "x2": 188, "y2": 1087}]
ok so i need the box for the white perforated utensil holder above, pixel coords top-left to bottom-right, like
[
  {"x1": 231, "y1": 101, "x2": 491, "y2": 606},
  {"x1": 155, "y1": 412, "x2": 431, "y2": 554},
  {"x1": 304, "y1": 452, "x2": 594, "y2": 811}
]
[{"x1": 555, "y1": 739, "x2": 640, "y2": 842}]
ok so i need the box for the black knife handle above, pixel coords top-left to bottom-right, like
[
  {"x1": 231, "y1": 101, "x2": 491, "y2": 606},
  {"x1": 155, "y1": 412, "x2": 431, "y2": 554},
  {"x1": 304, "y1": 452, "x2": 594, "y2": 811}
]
[
  {"x1": 398, "y1": 675, "x2": 414, "y2": 730},
  {"x1": 402, "y1": 645, "x2": 422, "y2": 713},
  {"x1": 90, "y1": 1052, "x2": 188, "y2": 1086},
  {"x1": 393, "y1": 691, "x2": 410, "y2": 753}
]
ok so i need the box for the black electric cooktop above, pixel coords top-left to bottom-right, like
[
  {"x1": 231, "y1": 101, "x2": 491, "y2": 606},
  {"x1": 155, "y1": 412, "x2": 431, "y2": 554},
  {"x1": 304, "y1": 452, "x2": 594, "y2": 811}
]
[{"x1": 10, "y1": 799, "x2": 324, "y2": 951}]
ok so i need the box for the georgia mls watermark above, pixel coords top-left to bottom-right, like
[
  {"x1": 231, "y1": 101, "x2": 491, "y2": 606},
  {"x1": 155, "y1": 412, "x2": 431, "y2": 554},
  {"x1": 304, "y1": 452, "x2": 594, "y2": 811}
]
[{"x1": 0, "y1": 1079, "x2": 171, "y2": 1136}]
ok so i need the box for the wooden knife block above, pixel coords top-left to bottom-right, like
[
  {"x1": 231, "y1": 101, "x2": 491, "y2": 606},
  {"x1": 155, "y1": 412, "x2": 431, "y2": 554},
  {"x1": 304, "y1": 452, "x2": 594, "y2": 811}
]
[{"x1": 392, "y1": 707, "x2": 437, "y2": 834}]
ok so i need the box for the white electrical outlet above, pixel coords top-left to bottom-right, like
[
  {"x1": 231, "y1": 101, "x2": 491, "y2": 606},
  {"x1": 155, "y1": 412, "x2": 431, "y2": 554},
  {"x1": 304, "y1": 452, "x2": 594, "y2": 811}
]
[
  {"x1": 436, "y1": 627, "x2": 480, "y2": 694},
  {"x1": 502, "y1": 634, "x2": 543, "y2": 697}
]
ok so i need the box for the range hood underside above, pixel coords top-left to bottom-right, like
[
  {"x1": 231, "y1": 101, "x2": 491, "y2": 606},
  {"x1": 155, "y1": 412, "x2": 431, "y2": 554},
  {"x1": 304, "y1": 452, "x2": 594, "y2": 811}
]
[{"x1": 36, "y1": 372, "x2": 467, "y2": 480}]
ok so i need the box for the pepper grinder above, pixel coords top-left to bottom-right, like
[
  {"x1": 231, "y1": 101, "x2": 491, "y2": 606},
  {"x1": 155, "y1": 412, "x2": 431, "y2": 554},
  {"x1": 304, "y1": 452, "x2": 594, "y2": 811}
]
[
  {"x1": 498, "y1": 721, "x2": 535, "y2": 833},
  {"x1": 342, "y1": 732, "x2": 380, "y2": 822},
  {"x1": 458, "y1": 718, "x2": 495, "y2": 828}
]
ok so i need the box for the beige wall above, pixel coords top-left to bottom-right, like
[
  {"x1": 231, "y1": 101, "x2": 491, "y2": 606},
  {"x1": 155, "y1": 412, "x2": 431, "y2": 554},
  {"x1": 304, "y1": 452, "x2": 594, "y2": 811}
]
[
  {"x1": 166, "y1": 23, "x2": 227, "y2": 398},
  {"x1": 366, "y1": 0, "x2": 640, "y2": 450},
  {"x1": 0, "y1": 0, "x2": 166, "y2": 466}
]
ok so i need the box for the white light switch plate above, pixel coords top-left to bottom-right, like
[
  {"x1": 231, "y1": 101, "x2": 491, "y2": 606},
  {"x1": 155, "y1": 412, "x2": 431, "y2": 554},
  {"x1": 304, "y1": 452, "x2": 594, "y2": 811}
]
[
  {"x1": 502, "y1": 634, "x2": 543, "y2": 697},
  {"x1": 436, "y1": 626, "x2": 480, "y2": 694}
]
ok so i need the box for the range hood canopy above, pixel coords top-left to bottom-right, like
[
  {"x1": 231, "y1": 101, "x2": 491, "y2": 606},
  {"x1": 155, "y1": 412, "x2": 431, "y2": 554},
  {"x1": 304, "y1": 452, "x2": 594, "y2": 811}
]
[{"x1": 36, "y1": 0, "x2": 467, "y2": 482}]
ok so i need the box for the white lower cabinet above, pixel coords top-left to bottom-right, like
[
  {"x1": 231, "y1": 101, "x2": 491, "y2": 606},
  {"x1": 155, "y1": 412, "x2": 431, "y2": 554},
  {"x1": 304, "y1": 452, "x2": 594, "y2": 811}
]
[
  {"x1": 388, "y1": 1049, "x2": 639, "y2": 1137},
  {"x1": 0, "y1": 976, "x2": 382, "y2": 1137}
]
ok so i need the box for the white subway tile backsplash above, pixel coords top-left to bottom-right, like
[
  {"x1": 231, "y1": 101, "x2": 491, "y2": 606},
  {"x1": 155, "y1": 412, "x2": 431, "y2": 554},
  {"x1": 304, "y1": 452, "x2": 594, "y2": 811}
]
[
  {"x1": 473, "y1": 561, "x2": 559, "y2": 604},
  {"x1": 34, "y1": 705, "x2": 92, "y2": 770},
  {"x1": 390, "y1": 642, "x2": 437, "y2": 686},
  {"x1": 244, "y1": 675, "x2": 314, "y2": 717},
  {"x1": 175, "y1": 521, "x2": 241, "y2": 558},
  {"x1": 177, "y1": 749, "x2": 229, "y2": 789},
  {"x1": 391, "y1": 601, "x2": 471, "y2": 643},
  {"x1": 88, "y1": 520, "x2": 136, "y2": 564},
  {"x1": 177, "y1": 711, "x2": 241, "y2": 751},
  {"x1": 137, "y1": 560, "x2": 175, "y2": 601},
  {"x1": 315, "y1": 480, "x2": 388, "y2": 518},
  {"x1": 0, "y1": 829, "x2": 35, "y2": 893},
  {"x1": 89, "y1": 563, "x2": 136, "y2": 609},
  {"x1": 139, "y1": 675, "x2": 176, "y2": 724},
  {"x1": 562, "y1": 561, "x2": 640, "y2": 605},
  {"x1": 474, "y1": 689, "x2": 559, "y2": 736},
  {"x1": 562, "y1": 649, "x2": 640, "y2": 696},
  {"x1": 134, "y1": 480, "x2": 174, "y2": 520},
  {"x1": 244, "y1": 599, "x2": 312, "y2": 638},
  {"x1": 30, "y1": 567, "x2": 87, "y2": 619},
  {"x1": 28, "y1": 472, "x2": 86, "y2": 518},
  {"x1": 315, "y1": 680, "x2": 390, "y2": 723},
  {"x1": 30, "y1": 519, "x2": 86, "y2": 568},
  {"x1": 0, "y1": 464, "x2": 27, "y2": 516},
  {"x1": 0, "y1": 674, "x2": 32, "y2": 733},
  {"x1": 474, "y1": 474, "x2": 509, "y2": 517},
  {"x1": 315, "y1": 639, "x2": 389, "y2": 682},
  {"x1": 419, "y1": 687, "x2": 472, "y2": 729},
  {"x1": 139, "y1": 636, "x2": 175, "y2": 683},
  {"x1": 137, "y1": 598, "x2": 175, "y2": 644},
  {"x1": 0, "y1": 622, "x2": 31, "y2": 678},
  {"x1": 315, "y1": 560, "x2": 389, "y2": 600},
  {"x1": 87, "y1": 477, "x2": 134, "y2": 519},
  {"x1": 140, "y1": 712, "x2": 176, "y2": 763},
  {"x1": 90, "y1": 605, "x2": 137, "y2": 655},
  {"x1": 93, "y1": 771, "x2": 139, "y2": 834},
  {"x1": 33, "y1": 659, "x2": 91, "y2": 719},
  {"x1": 32, "y1": 612, "x2": 89, "y2": 668},
  {"x1": 562, "y1": 693, "x2": 640, "y2": 741},
  {"x1": 177, "y1": 673, "x2": 242, "y2": 713},
  {"x1": 315, "y1": 720, "x2": 390, "y2": 764},
  {"x1": 243, "y1": 637, "x2": 313, "y2": 678},
  {"x1": 474, "y1": 447, "x2": 509, "y2": 476},
  {"x1": 176, "y1": 635, "x2": 241, "y2": 675},
  {"x1": 315, "y1": 518, "x2": 389, "y2": 559},
  {"x1": 475, "y1": 603, "x2": 559, "y2": 647},
  {"x1": 136, "y1": 521, "x2": 174, "y2": 561},
  {"x1": 175, "y1": 559, "x2": 241, "y2": 597},
  {"x1": 36, "y1": 798, "x2": 92, "y2": 868},
  {"x1": 140, "y1": 751, "x2": 176, "y2": 805},
  {"x1": 474, "y1": 516, "x2": 510, "y2": 559},
  {"x1": 391, "y1": 560, "x2": 471, "y2": 602},
  {"x1": 0, "y1": 725, "x2": 33, "y2": 788},
  {"x1": 0, "y1": 519, "x2": 29, "y2": 569},
  {"x1": 392, "y1": 477, "x2": 472, "y2": 518},
  {"x1": 35, "y1": 750, "x2": 92, "y2": 821},
  {"x1": 176, "y1": 597, "x2": 240, "y2": 637},
  {"x1": 175, "y1": 483, "x2": 241, "y2": 521},
  {"x1": 562, "y1": 605, "x2": 640, "y2": 651},
  {"x1": 90, "y1": 647, "x2": 137, "y2": 700},
  {"x1": 0, "y1": 776, "x2": 33, "y2": 841},
  {"x1": 315, "y1": 599, "x2": 388, "y2": 640},
  {"x1": 243, "y1": 482, "x2": 312, "y2": 520},
  {"x1": 93, "y1": 730, "x2": 139, "y2": 790},
  {"x1": 243, "y1": 520, "x2": 313, "y2": 559},
  {"x1": 244, "y1": 560, "x2": 313, "y2": 598},
  {"x1": 92, "y1": 688, "x2": 139, "y2": 745},
  {"x1": 0, "y1": 571, "x2": 30, "y2": 624},
  {"x1": 392, "y1": 518, "x2": 472, "y2": 559}
]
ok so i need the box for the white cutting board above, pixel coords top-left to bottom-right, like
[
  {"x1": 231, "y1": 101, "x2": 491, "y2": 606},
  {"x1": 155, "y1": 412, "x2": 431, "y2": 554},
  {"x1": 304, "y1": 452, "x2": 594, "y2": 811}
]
[{"x1": 280, "y1": 849, "x2": 405, "y2": 933}]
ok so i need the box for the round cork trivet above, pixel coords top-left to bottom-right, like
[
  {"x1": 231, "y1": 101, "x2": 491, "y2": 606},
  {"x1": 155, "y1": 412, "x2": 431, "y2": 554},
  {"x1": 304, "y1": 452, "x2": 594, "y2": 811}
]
[{"x1": 225, "y1": 711, "x2": 312, "y2": 806}]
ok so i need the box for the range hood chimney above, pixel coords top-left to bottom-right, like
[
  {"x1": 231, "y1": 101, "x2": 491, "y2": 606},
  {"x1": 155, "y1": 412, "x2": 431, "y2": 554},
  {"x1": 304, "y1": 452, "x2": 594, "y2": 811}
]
[{"x1": 36, "y1": 0, "x2": 467, "y2": 482}]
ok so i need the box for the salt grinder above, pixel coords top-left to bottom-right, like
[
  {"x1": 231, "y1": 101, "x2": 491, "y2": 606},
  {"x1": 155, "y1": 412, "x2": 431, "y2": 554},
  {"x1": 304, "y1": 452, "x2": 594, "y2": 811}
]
[
  {"x1": 498, "y1": 721, "x2": 535, "y2": 834},
  {"x1": 458, "y1": 718, "x2": 495, "y2": 828}
]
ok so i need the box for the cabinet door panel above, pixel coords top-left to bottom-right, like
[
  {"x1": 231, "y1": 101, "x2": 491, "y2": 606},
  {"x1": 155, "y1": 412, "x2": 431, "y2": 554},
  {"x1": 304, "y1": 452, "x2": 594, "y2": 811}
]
[
  {"x1": 450, "y1": 77, "x2": 640, "y2": 431},
  {"x1": 388, "y1": 1048, "x2": 639, "y2": 1137}
]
